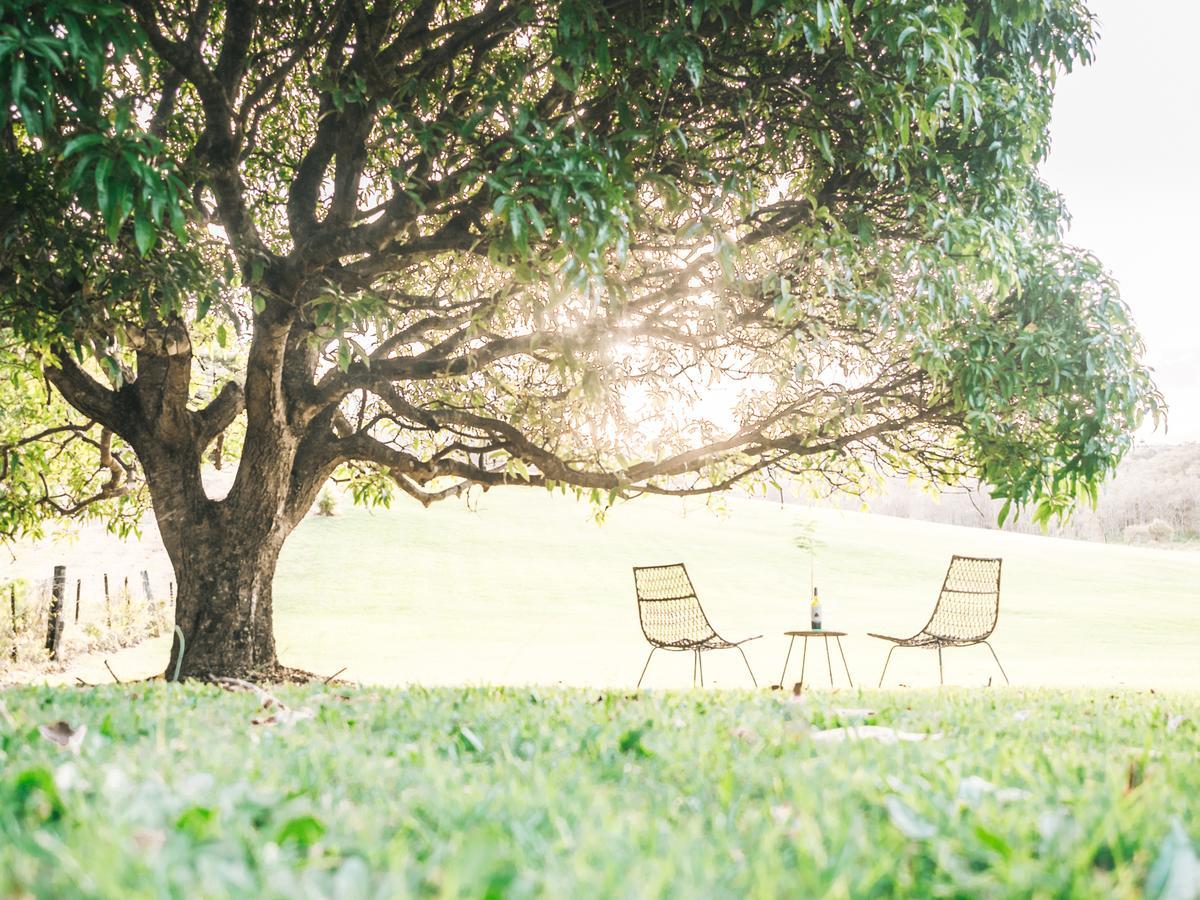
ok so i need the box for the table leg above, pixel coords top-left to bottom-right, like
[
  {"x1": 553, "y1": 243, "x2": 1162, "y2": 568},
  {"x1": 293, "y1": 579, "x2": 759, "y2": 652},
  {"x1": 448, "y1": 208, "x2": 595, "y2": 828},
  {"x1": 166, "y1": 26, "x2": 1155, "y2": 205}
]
[
  {"x1": 798, "y1": 637, "x2": 809, "y2": 690},
  {"x1": 824, "y1": 636, "x2": 834, "y2": 686},
  {"x1": 778, "y1": 635, "x2": 796, "y2": 687},
  {"x1": 835, "y1": 635, "x2": 853, "y2": 688}
]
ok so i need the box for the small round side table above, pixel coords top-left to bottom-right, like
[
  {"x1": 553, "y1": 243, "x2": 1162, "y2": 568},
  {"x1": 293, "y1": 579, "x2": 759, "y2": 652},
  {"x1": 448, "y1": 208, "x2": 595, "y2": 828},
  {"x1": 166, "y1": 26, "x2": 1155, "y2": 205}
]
[{"x1": 778, "y1": 630, "x2": 854, "y2": 689}]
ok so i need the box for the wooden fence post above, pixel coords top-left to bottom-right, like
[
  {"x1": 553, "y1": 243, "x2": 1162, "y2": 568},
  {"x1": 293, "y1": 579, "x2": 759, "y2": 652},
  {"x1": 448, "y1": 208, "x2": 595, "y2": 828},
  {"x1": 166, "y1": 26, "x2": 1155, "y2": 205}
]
[
  {"x1": 104, "y1": 574, "x2": 111, "y2": 629},
  {"x1": 141, "y1": 570, "x2": 153, "y2": 604},
  {"x1": 45, "y1": 565, "x2": 66, "y2": 660},
  {"x1": 9, "y1": 584, "x2": 15, "y2": 662},
  {"x1": 74, "y1": 579, "x2": 81, "y2": 623}
]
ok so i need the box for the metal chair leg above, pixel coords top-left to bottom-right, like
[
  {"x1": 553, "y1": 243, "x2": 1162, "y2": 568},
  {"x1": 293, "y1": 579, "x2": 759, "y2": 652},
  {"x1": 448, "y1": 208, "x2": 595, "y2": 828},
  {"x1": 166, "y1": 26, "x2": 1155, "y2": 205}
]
[
  {"x1": 937, "y1": 646, "x2": 944, "y2": 685},
  {"x1": 692, "y1": 650, "x2": 698, "y2": 687},
  {"x1": 697, "y1": 651, "x2": 704, "y2": 687},
  {"x1": 736, "y1": 645, "x2": 758, "y2": 687},
  {"x1": 878, "y1": 645, "x2": 897, "y2": 688},
  {"x1": 637, "y1": 647, "x2": 657, "y2": 689},
  {"x1": 982, "y1": 641, "x2": 1010, "y2": 685}
]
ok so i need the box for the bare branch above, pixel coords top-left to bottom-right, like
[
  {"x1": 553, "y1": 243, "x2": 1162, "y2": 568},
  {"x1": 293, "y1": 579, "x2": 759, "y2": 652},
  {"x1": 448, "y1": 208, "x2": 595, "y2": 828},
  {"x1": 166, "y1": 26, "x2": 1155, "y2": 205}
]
[
  {"x1": 195, "y1": 380, "x2": 246, "y2": 447},
  {"x1": 43, "y1": 354, "x2": 126, "y2": 436}
]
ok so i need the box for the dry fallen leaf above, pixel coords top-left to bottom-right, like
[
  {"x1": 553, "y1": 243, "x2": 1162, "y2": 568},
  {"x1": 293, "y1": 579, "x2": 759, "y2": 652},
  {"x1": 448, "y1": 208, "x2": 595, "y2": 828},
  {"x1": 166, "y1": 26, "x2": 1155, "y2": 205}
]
[
  {"x1": 885, "y1": 795, "x2": 937, "y2": 840},
  {"x1": 1127, "y1": 758, "x2": 1147, "y2": 793},
  {"x1": 132, "y1": 829, "x2": 166, "y2": 853},
  {"x1": 957, "y1": 775, "x2": 1031, "y2": 807},
  {"x1": 212, "y1": 676, "x2": 314, "y2": 727},
  {"x1": 833, "y1": 708, "x2": 876, "y2": 720},
  {"x1": 770, "y1": 804, "x2": 793, "y2": 825},
  {"x1": 39, "y1": 721, "x2": 87, "y2": 753},
  {"x1": 252, "y1": 705, "x2": 314, "y2": 727},
  {"x1": 1147, "y1": 818, "x2": 1200, "y2": 900},
  {"x1": 811, "y1": 726, "x2": 941, "y2": 744}
]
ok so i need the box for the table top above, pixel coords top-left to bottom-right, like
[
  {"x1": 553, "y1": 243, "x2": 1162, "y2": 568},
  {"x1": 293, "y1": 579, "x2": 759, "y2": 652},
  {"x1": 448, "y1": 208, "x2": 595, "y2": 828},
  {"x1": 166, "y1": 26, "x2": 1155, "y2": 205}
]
[{"x1": 784, "y1": 630, "x2": 847, "y2": 637}]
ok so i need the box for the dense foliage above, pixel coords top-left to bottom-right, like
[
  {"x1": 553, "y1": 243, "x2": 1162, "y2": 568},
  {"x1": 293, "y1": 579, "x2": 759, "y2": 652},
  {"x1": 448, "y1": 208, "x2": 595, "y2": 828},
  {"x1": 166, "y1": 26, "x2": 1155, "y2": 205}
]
[
  {"x1": 1, "y1": 685, "x2": 1198, "y2": 895},
  {"x1": 0, "y1": 0, "x2": 1163, "y2": 674}
]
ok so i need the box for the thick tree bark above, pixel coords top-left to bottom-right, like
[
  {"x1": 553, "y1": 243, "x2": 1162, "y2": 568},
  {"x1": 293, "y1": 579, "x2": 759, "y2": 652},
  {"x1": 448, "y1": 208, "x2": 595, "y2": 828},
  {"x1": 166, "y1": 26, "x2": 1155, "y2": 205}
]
[
  {"x1": 166, "y1": 524, "x2": 284, "y2": 679},
  {"x1": 146, "y1": 434, "x2": 319, "y2": 679},
  {"x1": 135, "y1": 392, "x2": 315, "y2": 679},
  {"x1": 45, "y1": 295, "x2": 338, "y2": 680},
  {"x1": 146, "y1": 429, "x2": 333, "y2": 679}
]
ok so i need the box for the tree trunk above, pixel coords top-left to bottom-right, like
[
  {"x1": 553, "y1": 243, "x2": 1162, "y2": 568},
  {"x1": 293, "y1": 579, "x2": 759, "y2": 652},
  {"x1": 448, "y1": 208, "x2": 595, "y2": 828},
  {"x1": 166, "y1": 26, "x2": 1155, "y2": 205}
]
[
  {"x1": 144, "y1": 442, "x2": 307, "y2": 680},
  {"x1": 166, "y1": 527, "x2": 285, "y2": 679}
]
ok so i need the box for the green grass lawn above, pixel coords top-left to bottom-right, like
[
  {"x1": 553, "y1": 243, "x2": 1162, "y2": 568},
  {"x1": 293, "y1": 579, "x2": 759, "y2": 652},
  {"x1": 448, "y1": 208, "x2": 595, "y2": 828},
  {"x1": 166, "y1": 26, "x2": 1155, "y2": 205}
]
[
  {"x1": 21, "y1": 487, "x2": 1199, "y2": 689},
  {"x1": 2, "y1": 685, "x2": 1198, "y2": 897},
  {"x1": 263, "y1": 489, "x2": 1199, "y2": 689}
]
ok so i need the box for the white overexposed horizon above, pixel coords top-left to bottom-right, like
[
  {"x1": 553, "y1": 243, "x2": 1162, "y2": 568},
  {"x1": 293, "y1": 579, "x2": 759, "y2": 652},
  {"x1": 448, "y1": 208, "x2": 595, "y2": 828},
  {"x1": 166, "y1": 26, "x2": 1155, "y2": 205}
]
[{"x1": 1041, "y1": 0, "x2": 1199, "y2": 443}]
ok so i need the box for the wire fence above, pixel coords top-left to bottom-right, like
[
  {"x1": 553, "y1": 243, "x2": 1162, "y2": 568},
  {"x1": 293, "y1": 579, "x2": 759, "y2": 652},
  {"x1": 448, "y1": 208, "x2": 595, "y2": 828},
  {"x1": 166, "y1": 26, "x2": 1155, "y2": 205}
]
[{"x1": 0, "y1": 568, "x2": 174, "y2": 674}]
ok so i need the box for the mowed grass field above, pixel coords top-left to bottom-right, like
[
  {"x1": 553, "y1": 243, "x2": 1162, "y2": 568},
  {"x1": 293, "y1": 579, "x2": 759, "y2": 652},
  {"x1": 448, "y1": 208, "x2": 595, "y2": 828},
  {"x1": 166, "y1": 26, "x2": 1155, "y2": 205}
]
[
  {"x1": 13, "y1": 487, "x2": 1198, "y2": 689},
  {"x1": 4, "y1": 498, "x2": 1198, "y2": 897},
  {"x1": 2, "y1": 685, "x2": 1199, "y2": 897},
  {"x1": 264, "y1": 489, "x2": 1199, "y2": 689}
]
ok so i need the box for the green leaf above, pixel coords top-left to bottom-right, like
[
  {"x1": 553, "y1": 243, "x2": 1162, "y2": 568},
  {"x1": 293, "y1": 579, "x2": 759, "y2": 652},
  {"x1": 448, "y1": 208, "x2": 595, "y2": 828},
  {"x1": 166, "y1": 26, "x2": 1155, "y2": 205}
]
[
  {"x1": 133, "y1": 213, "x2": 154, "y2": 255},
  {"x1": 61, "y1": 133, "x2": 104, "y2": 157},
  {"x1": 457, "y1": 724, "x2": 484, "y2": 753},
  {"x1": 11, "y1": 766, "x2": 65, "y2": 825},
  {"x1": 618, "y1": 725, "x2": 651, "y2": 757},
  {"x1": 99, "y1": 355, "x2": 123, "y2": 387},
  {"x1": 814, "y1": 130, "x2": 835, "y2": 164},
  {"x1": 549, "y1": 65, "x2": 575, "y2": 92},
  {"x1": 276, "y1": 814, "x2": 326, "y2": 849},
  {"x1": 174, "y1": 806, "x2": 219, "y2": 842}
]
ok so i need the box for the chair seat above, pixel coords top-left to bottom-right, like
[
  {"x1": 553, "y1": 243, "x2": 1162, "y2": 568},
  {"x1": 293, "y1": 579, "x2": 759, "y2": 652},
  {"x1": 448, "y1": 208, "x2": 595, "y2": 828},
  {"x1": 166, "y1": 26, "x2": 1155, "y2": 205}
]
[
  {"x1": 653, "y1": 634, "x2": 761, "y2": 651},
  {"x1": 868, "y1": 631, "x2": 987, "y2": 649}
]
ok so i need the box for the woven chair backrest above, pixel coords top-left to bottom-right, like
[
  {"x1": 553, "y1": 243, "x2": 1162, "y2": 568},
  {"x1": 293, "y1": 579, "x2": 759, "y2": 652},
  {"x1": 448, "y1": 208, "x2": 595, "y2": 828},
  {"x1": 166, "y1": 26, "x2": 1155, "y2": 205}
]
[
  {"x1": 922, "y1": 555, "x2": 1002, "y2": 643},
  {"x1": 633, "y1": 564, "x2": 717, "y2": 648}
]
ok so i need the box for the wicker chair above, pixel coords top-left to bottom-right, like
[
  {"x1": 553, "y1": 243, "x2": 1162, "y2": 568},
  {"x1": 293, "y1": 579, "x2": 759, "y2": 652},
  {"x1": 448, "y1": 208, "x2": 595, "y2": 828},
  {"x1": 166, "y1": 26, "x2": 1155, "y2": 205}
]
[
  {"x1": 633, "y1": 563, "x2": 760, "y2": 688},
  {"x1": 870, "y1": 555, "x2": 1009, "y2": 686}
]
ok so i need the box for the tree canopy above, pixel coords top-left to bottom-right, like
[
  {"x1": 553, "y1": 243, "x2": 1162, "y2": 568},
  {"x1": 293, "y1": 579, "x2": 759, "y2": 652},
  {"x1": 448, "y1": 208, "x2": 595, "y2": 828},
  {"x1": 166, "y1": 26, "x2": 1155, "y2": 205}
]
[{"x1": 0, "y1": 0, "x2": 1162, "y2": 675}]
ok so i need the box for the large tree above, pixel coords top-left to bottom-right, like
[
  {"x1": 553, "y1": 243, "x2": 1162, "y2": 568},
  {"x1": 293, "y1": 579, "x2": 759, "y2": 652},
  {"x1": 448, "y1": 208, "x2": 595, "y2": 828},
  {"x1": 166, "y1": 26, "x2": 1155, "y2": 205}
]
[{"x1": 0, "y1": 0, "x2": 1161, "y2": 678}]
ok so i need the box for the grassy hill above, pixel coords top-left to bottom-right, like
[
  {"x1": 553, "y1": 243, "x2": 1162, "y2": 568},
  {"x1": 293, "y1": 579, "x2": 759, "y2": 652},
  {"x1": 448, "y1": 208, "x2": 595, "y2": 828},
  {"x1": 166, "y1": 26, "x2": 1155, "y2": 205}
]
[
  {"x1": 5, "y1": 485, "x2": 1195, "y2": 688},
  {"x1": 262, "y1": 489, "x2": 1199, "y2": 689}
]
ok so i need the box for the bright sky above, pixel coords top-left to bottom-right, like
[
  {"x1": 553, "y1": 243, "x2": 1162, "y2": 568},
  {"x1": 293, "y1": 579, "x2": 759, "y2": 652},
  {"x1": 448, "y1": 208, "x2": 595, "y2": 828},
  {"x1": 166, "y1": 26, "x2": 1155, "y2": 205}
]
[{"x1": 1041, "y1": 0, "x2": 1200, "y2": 443}]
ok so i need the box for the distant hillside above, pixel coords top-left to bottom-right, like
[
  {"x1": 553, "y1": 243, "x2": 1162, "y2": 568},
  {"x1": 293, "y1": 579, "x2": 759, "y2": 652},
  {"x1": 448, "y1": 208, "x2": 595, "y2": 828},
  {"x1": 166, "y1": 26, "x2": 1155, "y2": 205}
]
[{"x1": 791, "y1": 443, "x2": 1200, "y2": 547}]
